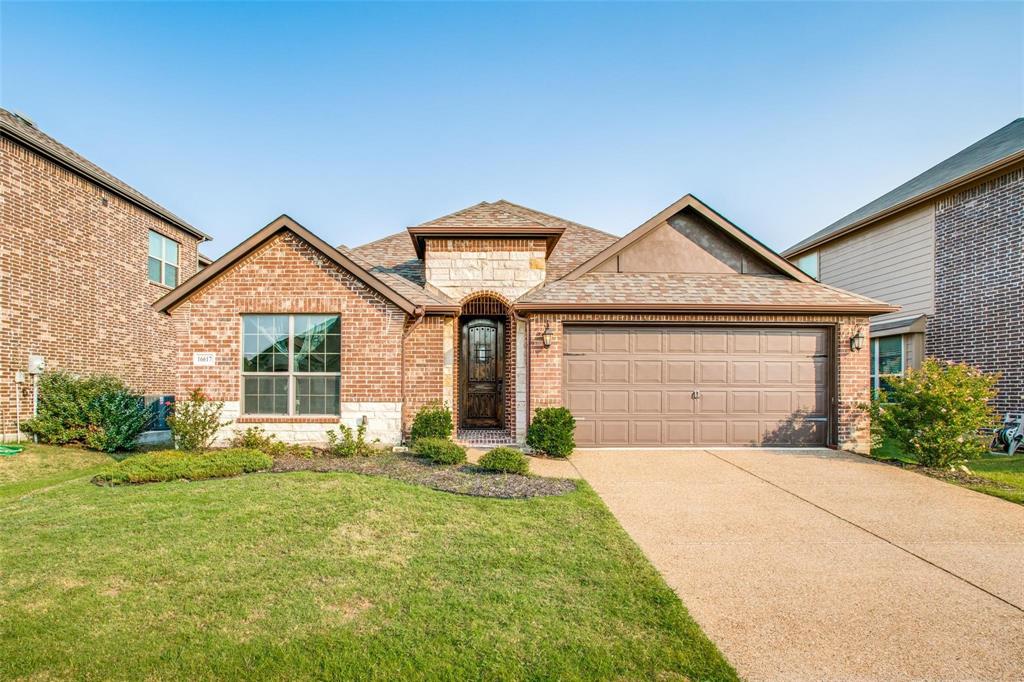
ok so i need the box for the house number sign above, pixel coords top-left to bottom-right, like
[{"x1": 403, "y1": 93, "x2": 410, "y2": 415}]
[{"x1": 193, "y1": 352, "x2": 217, "y2": 366}]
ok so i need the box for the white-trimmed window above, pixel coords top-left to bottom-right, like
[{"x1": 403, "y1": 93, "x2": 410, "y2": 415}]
[
  {"x1": 148, "y1": 231, "x2": 179, "y2": 287},
  {"x1": 793, "y1": 250, "x2": 819, "y2": 279},
  {"x1": 241, "y1": 314, "x2": 341, "y2": 415},
  {"x1": 870, "y1": 335, "x2": 904, "y2": 395}
]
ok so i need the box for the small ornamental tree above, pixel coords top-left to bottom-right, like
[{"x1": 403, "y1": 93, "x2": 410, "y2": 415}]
[
  {"x1": 868, "y1": 358, "x2": 999, "y2": 468},
  {"x1": 167, "y1": 388, "x2": 228, "y2": 452}
]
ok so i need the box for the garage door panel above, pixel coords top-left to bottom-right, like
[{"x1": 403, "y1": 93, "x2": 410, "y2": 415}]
[
  {"x1": 633, "y1": 360, "x2": 663, "y2": 384},
  {"x1": 600, "y1": 390, "x2": 629, "y2": 413},
  {"x1": 566, "y1": 359, "x2": 597, "y2": 384},
  {"x1": 667, "y1": 391, "x2": 695, "y2": 413},
  {"x1": 699, "y1": 360, "x2": 728, "y2": 384},
  {"x1": 600, "y1": 360, "x2": 629, "y2": 383},
  {"x1": 632, "y1": 421, "x2": 663, "y2": 444},
  {"x1": 562, "y1": 326, "x2": 829, "y2": 447},
  {"x1": 566, "y1": 390, "x2": 597, "y2": 414},
  {"x1": 666, "y1": 420, "x2": 695, "y2": 444}
]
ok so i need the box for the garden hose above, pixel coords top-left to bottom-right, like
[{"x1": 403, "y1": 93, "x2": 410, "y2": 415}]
[{"x1": 0, "y1": 444, "x2": 24, "y2": 456}]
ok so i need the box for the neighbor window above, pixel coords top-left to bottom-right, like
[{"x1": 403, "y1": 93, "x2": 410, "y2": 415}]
[
  {"x1": 148, "y1": 231, "x2": 179, "y2": 287},
  {"x1": 870, "y1": 335, "x2": 904, "y2": 395},
  {"x1": 793, "y1": 250, "x2": 819, "y2": 279},
  {"x1": 241, "y1": 314, "x2": 341, "y2": 415}
]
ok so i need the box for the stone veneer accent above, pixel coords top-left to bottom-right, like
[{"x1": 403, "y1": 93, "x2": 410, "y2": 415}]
[
  {"x1": 210, "y1": 401, "x2": 401, "y2": 445},
  {"x1": 424, "y1": 238, "x2": 547, "y2": 301},
  {"x1": 930, "y1": 166, "x2": 1023, "y2": 416},
  {"x1": 526, "y1": 312, "x2": 873, "y2": 453}
]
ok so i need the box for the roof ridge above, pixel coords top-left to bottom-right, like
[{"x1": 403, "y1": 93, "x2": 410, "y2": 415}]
[
  {"x1": 492, "y1": 199, "x2": 618, "y2": 238},
  {"x1": 415, "y1": 200, "x2": 494, "y2": 226}
]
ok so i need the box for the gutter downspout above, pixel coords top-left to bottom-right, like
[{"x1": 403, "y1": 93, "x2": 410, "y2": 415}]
[{"x1": 400, "y1": 306, "x2": 427, "y2": 442}]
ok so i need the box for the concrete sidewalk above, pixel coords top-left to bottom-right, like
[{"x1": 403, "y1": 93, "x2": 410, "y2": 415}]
[{"x1": 574, "y1": 448, "x2": 1024, "y2": 681}]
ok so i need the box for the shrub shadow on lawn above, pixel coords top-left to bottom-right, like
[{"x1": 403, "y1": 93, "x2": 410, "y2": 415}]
[{"x1": 271, "y1": 453, "x2": 577, "y2": 499}]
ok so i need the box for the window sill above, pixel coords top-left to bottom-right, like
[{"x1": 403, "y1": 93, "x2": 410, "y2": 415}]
[
  {"x1": 148, "y1": 280, "x2": 174, "y2": 291},
  {"x1": 237, "y1": 416, "x2": 339, "y2": 424}
]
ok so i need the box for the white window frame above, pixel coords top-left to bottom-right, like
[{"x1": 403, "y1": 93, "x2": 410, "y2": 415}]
[
  {"x1": 240, "y1": 314, "x2": 341, "y2": 417},
  {"x1": 871, "y1": 335, "x2": 905, "y2": 395},
  {"x1": 148, "y1": 230, "x2": 180, "y2": 287}
]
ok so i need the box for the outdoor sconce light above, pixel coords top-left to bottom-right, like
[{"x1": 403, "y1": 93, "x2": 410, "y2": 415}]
[
  {"x1": 850, "y1": 330, "x2": 865, "y2": 352},
  {"x1": 541, "y1": 323, "x2": 553, "y2": 348}
]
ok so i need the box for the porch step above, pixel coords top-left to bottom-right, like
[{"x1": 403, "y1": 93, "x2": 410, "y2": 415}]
[{"x1": 456, "y1": 429, "x2": 519, "y2": 448}]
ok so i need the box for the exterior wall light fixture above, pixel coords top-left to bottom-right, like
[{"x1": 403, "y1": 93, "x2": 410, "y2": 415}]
[
  {"x1": 850, "y1": 330, "x2": 865, "y2": 352},
  {"x1": 541, "y1": 323, "x2": 553, "y2": 348}
]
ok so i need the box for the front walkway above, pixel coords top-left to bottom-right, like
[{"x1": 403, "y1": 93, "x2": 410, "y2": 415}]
[{"x1": 573, "y1": 448, "x2": 1024, "y2": 681}]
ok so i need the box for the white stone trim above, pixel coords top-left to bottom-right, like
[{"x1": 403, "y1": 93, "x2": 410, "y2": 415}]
[
  {"x1": 442, "y1": 318, "x2": 455, "y2": 408},
  {"x1": 212, "y1": 400, "x2": 403, "y2": 446},
  {"x1": 515, "y1": 320, "x2": 528, "y2": 442}
]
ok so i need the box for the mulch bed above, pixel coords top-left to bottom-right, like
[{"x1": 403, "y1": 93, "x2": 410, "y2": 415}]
[
  {"x1": 270, "y1": 453, "x2": 577, "y2": 499},
  {"x1": 881, "y1": 458, "x2": 1017, "y2": 491}
]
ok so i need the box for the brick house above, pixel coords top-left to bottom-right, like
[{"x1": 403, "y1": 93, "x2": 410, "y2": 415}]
[
  {"x1": 0, "y1": 109, "x2": 209, "y2": 438},
  {"x1": 155, "y1": 195, "x2": 892, "y2": 452},
  {"x1": 784, "y1": 119, "x2": 1023, "y2": 417}
]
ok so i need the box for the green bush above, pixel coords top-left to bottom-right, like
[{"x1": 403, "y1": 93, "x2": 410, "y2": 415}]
[
  {"x1": 412, "y1": 437, "x2": 466, "y2": 465},
  {"x1": 526, "y1": 407, "x2": 576, "y2": 458},
  {"x1": 168, "y1": 388, "x2": 227, "y2": 452},
  {"x1": 326, "y1": 422, "x2": 380, "y2": 457},
  {"x1": 20, "y1": 372, "x2": 130, "y2": 445},
  {"x1": 93, "y1": 448, "x2": 272, "y2": 486},
  {"x1": 20, "y1": 372, "x2": 149, "y2": 452},
  {"x1": 229, "y1": 427, "x2": 313, "y2": 458},
  {"x1": 868, "y1": 358, "x2": 999, "y2": 468},
  {"x1": 83, "y1": 389, "x2": 150, "y2": 453},
  {"x1": 477, "y1": 447, "x2": 529, "y2": 475},
  {"x1": 409, "y1": 402, "x2": 453, "y2": 444}
]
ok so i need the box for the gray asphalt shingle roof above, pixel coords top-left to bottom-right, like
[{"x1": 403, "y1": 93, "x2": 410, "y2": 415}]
[{"x1": 784, "y1": 118, "x2": 1024, "y2": 256}]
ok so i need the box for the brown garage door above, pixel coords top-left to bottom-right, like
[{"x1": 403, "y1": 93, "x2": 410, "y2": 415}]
[{"x1": 563, "y1": 326, "x2": 830, "y2": 447}]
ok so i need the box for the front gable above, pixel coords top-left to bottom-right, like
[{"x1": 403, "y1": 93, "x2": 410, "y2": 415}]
[{"x1": 565, "y1": 194, "x2": 813, "y2": 282}]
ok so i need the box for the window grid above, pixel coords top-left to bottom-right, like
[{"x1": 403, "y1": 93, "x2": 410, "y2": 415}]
[
  {"x1": 241, "y1": 314, "x2": 341, "y2": 416},
  {"x1": 148, "y1": 231, "x2": 180, "y2": 287}
]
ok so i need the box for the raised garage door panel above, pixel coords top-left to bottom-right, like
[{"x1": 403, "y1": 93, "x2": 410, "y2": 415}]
[{"x1": 562, "y1": 326, "x2": 829, "y2": 447}]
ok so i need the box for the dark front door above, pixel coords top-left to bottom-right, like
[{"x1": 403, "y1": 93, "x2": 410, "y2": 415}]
[{"x1": 461, "y1": 318, "x2": 504, "y2": 428}]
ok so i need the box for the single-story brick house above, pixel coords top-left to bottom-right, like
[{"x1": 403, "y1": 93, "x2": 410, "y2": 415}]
[{"x1": 154, "y1": 195, "x2": 895, "y2": 452}]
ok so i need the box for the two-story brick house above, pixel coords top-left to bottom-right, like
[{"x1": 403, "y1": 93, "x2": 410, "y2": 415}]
[
  {"x1": 784, "y1": 119, "x2": 1024, "y2": 417},
  {"x1": 0, "y1": 109, "x2": 209, "y2": 438},
  {"x1": 154, "y1": 196, "x2": 893, "y2": 452}
]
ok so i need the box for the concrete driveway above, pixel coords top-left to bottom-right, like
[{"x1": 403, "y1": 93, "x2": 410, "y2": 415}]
[{"x1": 573, "y1": 448, "x2": 1024, "y2": 681}]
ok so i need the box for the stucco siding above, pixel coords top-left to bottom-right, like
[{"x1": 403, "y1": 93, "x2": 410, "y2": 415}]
[{"x1": 817, "y1": 204, "x2": 934, "y2": 323}]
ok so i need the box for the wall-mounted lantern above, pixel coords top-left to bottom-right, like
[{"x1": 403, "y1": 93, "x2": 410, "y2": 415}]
[
  {"x1": 850, "y1": 330, "x2": 865, "y2": 352},
  {"x1": 541, "y1": 323, "x2": 553, "y2": 348}
]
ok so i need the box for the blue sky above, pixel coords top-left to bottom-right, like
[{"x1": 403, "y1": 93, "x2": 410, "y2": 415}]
[{"x1": 2, "y1": 2, "x2": 1021, "y2": 256}]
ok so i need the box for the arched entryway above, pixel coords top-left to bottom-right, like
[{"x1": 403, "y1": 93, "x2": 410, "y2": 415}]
[{"x1": 458, "y1": 292, "x2": 513, "y2": 438}]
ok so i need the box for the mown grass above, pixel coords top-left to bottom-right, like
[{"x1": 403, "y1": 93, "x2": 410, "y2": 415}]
[
  {"x1": 0, "y1": 443, "x2": 117, "y2": 500},
  {"x1": 1, "y1": 460, "x2": 736, "y2": 680},
  {"x1": 871, "y1": 437, "x2": 1024, "y2": 504}
]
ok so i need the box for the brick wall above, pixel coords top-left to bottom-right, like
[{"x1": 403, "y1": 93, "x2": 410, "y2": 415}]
[
  {"x1": 402, "y1": 315, "x2": 446, "y2": 428},
  {"x1": 526, "y1": 312, "x2": 873, "y2": 453},
  {"x1": 168, "y1": 231, "x2": 406, "y2": 441},
  {"x1": 930, "y1": 166, "x2": 1024, "y2": 416},
  {"x1": 0, "y1": 136, "x2": 201, "y2": 435}
]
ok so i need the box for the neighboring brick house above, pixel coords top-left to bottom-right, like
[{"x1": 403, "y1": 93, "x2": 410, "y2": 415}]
[
  {"x1": 155, "y1": 195, "x2": 892, "y2": 452},
  {"x1": 784, "y1": 119, "x2": 1024, "y2": 417},
  {"x1": 0, "y1": 109, "x2": 209, "y2": 438}
]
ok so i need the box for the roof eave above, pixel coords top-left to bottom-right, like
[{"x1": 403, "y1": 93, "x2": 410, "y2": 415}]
[
  {"x1": 153, "y1": 215, "x2": 419, "y2": 315},
  {"x1": 784, "y1": 150, "x2": 1024, "y2": 258},
  {"x1": 514, "y1": 302, "x2": 900, "y2": 315},
  {"x1": 0, "y1": 120, "x2": 211, "y2": 242},
  {"x1": 406, "y1": 225, "x2": 566, "y2": 259}
]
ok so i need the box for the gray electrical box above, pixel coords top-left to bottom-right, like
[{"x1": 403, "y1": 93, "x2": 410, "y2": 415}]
[{"x1": 27, "y1": 355, "x2": 45, "y2": 375}]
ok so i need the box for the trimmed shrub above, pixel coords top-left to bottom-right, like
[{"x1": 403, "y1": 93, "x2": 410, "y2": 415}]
[
  {"x1": 409, "y1": 402, "x2": 453, "y2": 444},
  {"x1": 412, "y1": 437, "x2": 467, "y2": 465},
  {"x1": 326, "y1": 422, "x2": 380, "y2": 457},
  {"x1": 21, "y1": 372, "x2": 133, "y2": 446},
  {"x1": 477, "y1": 447, "x2": 529, "y2": 475},
  {"x1": 83, "y1": 389, "x2": 150, "y2": 453},
  {"x1": 526, "y1": 407, "x2": 576, "y2": 458},
  {"x1": 92, "y1": 448, "x2": 273, "y2": 486},
  {"x1": 168, "y1": 388, "x2": 227, "y2": 452},
  {"x1": 868, "y1": 358, "x2": 999, "y2": 468}
]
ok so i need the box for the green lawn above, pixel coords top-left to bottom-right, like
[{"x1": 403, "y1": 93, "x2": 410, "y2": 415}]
[
  {"x1": 0, "y1": 446, "x2": 736, "y2": 681},
  {"x1": 871, "y1": 438, "x2": 1024, "y2": 504},
  {"x1": 0, "y1": 443, "x2": 118, "y2": 501}
]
